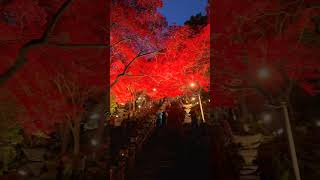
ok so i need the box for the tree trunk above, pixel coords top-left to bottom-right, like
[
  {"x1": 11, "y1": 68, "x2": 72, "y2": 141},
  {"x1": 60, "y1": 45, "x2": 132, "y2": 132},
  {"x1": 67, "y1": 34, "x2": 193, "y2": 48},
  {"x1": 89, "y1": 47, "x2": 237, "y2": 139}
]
[
  {"x1": 130, "y1": 101, "x2": 135, "y2": 118},
  {"x1": 61, "y1": 122, "x2": 70, "y2": 154},
  {"x1": 240, "y1": 93, "x2": 249, "y2": 121},
  {"x1": 73, "y1": 119, "x2": 80, "y2": 155},
  {"x1": 132, "y1": 101, "x2": 135, "y2": 113},
  {"x1": 23, "y1": 132, "x2": 32, "y2": 147}
]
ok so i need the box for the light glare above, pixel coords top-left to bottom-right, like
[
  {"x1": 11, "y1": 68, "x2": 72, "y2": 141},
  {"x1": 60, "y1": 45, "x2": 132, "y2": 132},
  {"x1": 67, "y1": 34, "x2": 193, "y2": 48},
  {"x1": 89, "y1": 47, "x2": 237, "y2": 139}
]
[
  {"x1": 91, "y1": 139, "x2": 98, "y2": 146},
  {"x1": 258, "y1": 67, "x2": 270, "y2": 79}
]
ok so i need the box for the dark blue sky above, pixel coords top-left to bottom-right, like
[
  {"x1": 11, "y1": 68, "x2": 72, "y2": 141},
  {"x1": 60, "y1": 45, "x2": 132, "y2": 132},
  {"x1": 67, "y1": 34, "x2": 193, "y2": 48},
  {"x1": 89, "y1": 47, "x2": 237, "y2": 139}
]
[{"x1": 158, "y1": 0, "x2": 207, "y2": 26}]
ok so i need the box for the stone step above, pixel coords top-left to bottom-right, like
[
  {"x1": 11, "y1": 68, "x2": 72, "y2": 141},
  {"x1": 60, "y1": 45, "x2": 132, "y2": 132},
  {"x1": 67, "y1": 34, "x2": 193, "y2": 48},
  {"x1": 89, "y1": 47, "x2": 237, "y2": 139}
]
[
  {"x1": 240, "y1": 143, "x2": 261, "y2": 149},
  {"x1": 240, "y1": 175, "x2": 259, "y2": 180},
  {"x1": 240, "y1": 169, "x2": 257, "y2": 175},
  {"x1": 240, "y1": 149, "x2": 258, "y2": 157},
  {"x1": 243, "y1": 165, "x2": 258, "y2": 169}
]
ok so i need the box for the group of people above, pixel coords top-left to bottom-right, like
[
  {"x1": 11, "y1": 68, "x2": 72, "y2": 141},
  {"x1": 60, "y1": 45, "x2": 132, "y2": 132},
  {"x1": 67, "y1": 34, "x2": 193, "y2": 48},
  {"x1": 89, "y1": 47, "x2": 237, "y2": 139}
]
[{"x1": 156, "y1": 109, "x2": 168, "y2": 128}]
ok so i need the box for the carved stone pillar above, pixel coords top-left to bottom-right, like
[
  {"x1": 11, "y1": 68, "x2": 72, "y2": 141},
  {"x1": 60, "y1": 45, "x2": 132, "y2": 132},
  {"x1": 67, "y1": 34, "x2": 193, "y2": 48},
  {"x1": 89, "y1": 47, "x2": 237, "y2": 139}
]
[{"x1": 182, "y1": 103, "x2": 193, "y2": 123}]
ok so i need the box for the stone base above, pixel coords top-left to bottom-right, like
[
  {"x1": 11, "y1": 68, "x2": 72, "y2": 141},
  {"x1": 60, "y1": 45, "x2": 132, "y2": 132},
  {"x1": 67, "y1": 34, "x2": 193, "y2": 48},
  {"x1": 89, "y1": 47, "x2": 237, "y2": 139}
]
[{"x1": 184, "y1": 115, "x2": 192, "y2": 123}]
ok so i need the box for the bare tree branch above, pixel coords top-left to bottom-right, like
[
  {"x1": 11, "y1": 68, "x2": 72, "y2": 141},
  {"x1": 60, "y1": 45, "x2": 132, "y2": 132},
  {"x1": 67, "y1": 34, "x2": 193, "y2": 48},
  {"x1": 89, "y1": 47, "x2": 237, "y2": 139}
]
[{"x1": 110, "y1": 50, "x2": 163, "y2": 88}]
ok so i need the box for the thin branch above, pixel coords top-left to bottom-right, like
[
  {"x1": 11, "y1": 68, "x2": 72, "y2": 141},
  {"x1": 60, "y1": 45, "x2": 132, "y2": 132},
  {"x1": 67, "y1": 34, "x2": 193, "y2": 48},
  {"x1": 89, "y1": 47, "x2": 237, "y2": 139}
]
[
  {"x1": 43, "y1": 0, "x2": 75, "y2": 41},
  {"x1": 110, "y1": 49, "x2": 163, "y2": 88}
]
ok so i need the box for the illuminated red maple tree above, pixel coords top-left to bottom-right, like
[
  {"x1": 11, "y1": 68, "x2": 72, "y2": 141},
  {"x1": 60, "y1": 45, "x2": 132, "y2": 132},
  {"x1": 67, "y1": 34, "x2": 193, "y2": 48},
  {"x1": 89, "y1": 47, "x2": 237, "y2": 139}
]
[
  {"x1": 111, "y1": 14, "x2": 210, "y2": 104},
  {"x1": 0, "y1": 0, "x2": 108, "y2": 154}
]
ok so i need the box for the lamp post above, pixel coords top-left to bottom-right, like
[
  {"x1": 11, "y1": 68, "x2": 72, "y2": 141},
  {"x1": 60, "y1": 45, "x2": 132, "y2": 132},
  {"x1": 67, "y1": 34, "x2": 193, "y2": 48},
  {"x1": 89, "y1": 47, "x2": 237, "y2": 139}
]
[
  {"x1": 198, "y1": 93, "x2": 205, "y2": 123},
  {"x1": 282, "y1": 102, "x2": 301, "y2": 180},
  {"x1": 258, "y1": 67, "x2": 301, "y2": 180}
]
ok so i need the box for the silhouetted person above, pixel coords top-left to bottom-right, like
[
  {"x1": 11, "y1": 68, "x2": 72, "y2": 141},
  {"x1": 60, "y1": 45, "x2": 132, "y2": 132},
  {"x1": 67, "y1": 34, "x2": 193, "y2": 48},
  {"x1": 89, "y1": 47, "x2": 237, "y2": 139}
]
[
  {"x1": 156, "y1": 109, "x2": 163, "y2": 128},
  {"x1": 167, "y1": 101, "x2": 184, "y2": 131},
  {"x1": 162, "y1": 110, "x2": 168, "y2": 127},
  {"x1": 190, "y1": 109, "x2": 198, "y2": 128}
]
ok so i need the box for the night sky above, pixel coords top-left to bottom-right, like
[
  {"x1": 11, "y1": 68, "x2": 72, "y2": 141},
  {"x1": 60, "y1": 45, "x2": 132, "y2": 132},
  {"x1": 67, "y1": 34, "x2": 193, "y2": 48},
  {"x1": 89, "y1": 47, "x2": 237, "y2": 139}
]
[{"x1": 158, "y1": 0, "x2": 207, "y2": 26}]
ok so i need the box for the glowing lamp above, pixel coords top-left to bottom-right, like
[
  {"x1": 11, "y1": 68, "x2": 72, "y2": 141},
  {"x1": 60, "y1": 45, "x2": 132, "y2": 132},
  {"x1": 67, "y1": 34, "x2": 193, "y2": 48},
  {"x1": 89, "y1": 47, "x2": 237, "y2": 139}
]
[
  {"x1": 190, "y1": 82, "x2": 196, "y2": 88},
  {"x1": 152, "y1": 88, "x2": 157, "y2": 92}
]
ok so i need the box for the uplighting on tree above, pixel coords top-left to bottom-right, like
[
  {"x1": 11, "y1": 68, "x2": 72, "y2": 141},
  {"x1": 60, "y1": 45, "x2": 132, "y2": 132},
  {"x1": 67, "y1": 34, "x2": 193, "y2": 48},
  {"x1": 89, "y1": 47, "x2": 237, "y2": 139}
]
[{"x1": 138, "y1": 105, "x2": 141, "y2": 108}]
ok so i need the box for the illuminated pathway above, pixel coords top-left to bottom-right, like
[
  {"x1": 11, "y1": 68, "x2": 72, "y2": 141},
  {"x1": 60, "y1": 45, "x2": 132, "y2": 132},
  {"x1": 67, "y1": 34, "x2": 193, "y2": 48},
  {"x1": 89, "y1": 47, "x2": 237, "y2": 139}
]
[{"x1": 129, "y1": 104, "x2": 212, "y2": 180}]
